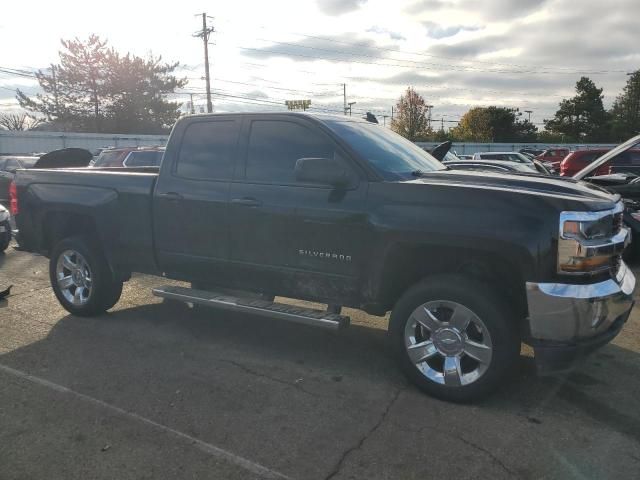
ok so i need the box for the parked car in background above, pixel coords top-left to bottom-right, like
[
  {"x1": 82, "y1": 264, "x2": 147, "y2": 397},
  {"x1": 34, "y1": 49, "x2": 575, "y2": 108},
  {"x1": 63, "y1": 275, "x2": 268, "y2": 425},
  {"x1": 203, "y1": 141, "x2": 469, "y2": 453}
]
[
  {"x1": 559, "y1": 148, "x2": 640, "y2": 177},
  {"x1": 457, "y1": 154, "x2": 473, "y2": 160},
  {"x1": 471, "y1": 151, "x2": 556, "y2": 174},
  {"x1": 0, "y1": 155, "x2": 39, "y2": 203},
  {"x1": 535, "y1": 148, "x2": 570, "y2": 170},
  {"x1": 571, "y1": 136, "x2": 640, "y2": 259},
  {"x1": 444, "y1": 159, "x2": 542, "y2": 174},
  {"x1": 0, "y1": 203, "x2": 10, "y2": 252},
  {"x1": 520, "y1": 148, "x2": 545, "y2": 158},
  {"x1": 472, "y1": 151, "x2": 534, "y2": 163},
  {"x1": 91, "y1": 146, "x2": 165, "y2": 168}
]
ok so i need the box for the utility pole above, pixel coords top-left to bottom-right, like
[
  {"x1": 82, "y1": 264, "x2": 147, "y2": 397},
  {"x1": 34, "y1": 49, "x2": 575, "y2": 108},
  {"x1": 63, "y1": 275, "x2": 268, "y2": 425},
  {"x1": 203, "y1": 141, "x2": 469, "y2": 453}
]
[
  {"x1": 189, "y1": 93, "x2": 196, "y2": 114},
  {"x1": 343, "y1": 83, "x2": 347, "y2": 115},
  {"x1": 381, "y1": 115, "x2": 389, "y2": 126},
  {"x1": 426, "y1": 104, "x2": 434, "y2": 130},
  {"x1": 194, "y1": 13, "x2": 215, "y2": 113},
  {"x1": 441, "y1": 117, "x2": 444, "y2": 131},
  {"x1": 50, "y1": 64, "x2": 61, "y2": 127},
  {"x1": 391, "y1": 106, "x2": 394, "y2": 122}
]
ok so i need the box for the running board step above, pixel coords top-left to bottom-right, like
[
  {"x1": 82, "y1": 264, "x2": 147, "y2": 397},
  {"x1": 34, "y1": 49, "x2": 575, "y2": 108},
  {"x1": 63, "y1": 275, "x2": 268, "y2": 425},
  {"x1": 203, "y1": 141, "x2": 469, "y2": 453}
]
[{"x1": 152, "y1": 285, "x2": 350, "y2": 330}]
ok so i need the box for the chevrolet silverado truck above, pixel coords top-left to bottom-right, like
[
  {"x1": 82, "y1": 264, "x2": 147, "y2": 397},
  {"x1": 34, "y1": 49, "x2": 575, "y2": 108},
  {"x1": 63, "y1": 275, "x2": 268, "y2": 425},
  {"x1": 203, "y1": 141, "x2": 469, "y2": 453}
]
[{"x1": 11, "y1": 113, "x2": 636, "y2": 402}]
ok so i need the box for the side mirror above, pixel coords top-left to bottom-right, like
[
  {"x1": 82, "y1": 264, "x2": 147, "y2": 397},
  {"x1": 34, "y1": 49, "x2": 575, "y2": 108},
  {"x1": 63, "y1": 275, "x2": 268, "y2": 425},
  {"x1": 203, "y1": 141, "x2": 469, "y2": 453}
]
[{"x1": 295, "y1": 157, "x2": 350, "y2": 187}]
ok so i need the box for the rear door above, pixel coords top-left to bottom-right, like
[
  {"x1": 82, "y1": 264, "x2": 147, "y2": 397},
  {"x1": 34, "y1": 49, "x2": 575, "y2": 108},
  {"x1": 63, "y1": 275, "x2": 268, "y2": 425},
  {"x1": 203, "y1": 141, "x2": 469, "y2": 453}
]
[
  {"x1": 227, "y1": 116, "x2": 368, "y2": 302},
  {"x1": 153, "y1": 117, "x2": 240, "y2": 279}
]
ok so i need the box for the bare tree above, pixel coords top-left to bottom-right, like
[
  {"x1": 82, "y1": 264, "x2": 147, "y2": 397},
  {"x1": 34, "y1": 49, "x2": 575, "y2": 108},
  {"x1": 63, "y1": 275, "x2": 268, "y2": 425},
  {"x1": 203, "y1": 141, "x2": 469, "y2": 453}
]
[{"x1": 0, "y1": 112, "x2": 44, "y2": 131}]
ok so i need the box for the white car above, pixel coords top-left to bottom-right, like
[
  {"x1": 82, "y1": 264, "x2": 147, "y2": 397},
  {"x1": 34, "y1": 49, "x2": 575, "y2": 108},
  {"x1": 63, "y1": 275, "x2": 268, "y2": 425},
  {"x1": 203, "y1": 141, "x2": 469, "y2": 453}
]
[{"x1": 471, "y1": 151, "x2": 534, "y2": 164}]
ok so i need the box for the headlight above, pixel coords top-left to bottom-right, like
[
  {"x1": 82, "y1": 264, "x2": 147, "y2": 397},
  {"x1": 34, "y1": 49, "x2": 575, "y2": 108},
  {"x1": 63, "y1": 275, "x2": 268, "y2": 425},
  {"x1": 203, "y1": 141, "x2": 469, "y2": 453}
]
[{"x1": 558, "y1": 205, "x2": 625, "y2": 275}]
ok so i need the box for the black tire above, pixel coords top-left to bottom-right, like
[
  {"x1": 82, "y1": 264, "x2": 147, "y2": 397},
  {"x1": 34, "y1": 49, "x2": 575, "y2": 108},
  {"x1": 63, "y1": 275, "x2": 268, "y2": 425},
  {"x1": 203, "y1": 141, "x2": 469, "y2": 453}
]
[
  {"x1": 49, "y1": 236, "x2": 123, "y2": 316},
  {"x1": 389, "y1": 274, "x2": 520, "y2": 403},
  {"x1": 0, "y1": 221, "x2": 10, "y2": 253}
]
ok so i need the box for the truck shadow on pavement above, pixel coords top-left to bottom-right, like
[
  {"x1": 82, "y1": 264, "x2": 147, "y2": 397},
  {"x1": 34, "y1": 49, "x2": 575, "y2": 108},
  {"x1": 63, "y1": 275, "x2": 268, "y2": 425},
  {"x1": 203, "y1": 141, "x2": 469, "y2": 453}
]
[{"x1": 0, "y1": 302, "x2": 640, "y2": 424}]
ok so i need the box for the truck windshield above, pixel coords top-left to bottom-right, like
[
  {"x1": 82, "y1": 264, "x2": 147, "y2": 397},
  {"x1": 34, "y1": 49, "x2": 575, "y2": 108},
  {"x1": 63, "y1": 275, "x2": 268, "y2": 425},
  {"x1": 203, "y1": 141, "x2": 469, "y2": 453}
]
[{"x1": 325, "y1": 120, "x2": 446, "y2": 180}]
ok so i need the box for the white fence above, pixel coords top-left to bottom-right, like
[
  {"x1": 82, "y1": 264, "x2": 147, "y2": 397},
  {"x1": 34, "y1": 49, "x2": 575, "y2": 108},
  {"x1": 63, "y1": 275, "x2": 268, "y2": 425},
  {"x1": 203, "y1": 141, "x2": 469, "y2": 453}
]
[
  {"x1": 0, "y1": 131, "x2": 168, "y2": 154},
  {"x1": 0, "y1": 130, "x2": 620, "y2": 156},
  {"x1": 416, "y1": 142, "x2": 618, "y2": 155}
]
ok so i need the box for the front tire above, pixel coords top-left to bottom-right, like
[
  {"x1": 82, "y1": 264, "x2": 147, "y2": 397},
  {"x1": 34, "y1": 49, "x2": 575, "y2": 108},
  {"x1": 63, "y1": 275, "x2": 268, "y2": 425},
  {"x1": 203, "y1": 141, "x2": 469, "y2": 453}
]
[
  {"x1": 390, "y1": 275, "x2": 520, "y2": 402},
  {"x1": 49, "y1": 236, "x2": 123, "y2": 316}
]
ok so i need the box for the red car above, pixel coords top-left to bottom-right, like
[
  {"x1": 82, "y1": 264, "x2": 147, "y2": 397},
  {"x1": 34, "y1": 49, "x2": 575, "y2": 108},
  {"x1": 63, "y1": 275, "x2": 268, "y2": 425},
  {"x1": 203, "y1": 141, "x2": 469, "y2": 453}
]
[
  {"x1": 560, "y1": 148, "x2": 640, "y2": 177},
  {"x1": 535, "y1": 148, "x2": 570, "y2": 170}
]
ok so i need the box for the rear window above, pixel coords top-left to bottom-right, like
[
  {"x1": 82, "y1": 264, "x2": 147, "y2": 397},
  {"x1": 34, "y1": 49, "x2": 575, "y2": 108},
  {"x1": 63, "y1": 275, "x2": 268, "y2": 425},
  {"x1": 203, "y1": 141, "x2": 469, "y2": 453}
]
[{"x1": 124, "y1": 151, "x2": 163, "y2": 167}]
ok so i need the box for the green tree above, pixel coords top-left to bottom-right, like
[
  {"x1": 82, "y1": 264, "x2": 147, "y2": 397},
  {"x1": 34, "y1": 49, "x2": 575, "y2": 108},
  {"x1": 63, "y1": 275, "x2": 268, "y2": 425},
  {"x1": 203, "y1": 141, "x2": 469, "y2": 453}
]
[
  {"x1": 543, "y1": 77, "x2": 609, "y2": 142},
  {"x1": 451, "y1": 106, "x2": 537, "y2": 142},
  {"x1": 391, "y1": 87, "x2": 432, "y2": 141},
  {"x1": 610, "y1": 70, "x2": 640, "y2": 141},
  {"x1": 0, "y1": 112, "x2": 44, "y2": 131},
  {"x1": 17, "y1": 35, "x2": 187, "y2": 134}
]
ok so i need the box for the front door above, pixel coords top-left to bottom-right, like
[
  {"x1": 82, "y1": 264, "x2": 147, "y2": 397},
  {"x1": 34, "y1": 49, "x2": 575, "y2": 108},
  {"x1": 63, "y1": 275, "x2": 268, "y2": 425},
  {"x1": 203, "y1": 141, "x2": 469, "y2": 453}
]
[
  {"x1": 227, "y1": 117, "x2": 368, "y2": 303},
  {"x1": 153, "y1": 117, "x2": 240, "y2": 280}
]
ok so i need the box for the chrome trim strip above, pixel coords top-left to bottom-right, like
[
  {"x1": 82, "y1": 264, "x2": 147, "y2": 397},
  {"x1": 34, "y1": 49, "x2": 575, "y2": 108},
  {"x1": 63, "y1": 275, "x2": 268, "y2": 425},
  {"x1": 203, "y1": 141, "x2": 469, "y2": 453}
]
[{"x1": 152, "y1": 286, "x2": 349, "y2": 330}]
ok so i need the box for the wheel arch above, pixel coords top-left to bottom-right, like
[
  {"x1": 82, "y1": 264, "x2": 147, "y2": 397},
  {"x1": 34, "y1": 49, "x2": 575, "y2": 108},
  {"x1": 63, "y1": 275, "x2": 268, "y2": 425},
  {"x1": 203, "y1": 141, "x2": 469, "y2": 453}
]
[{"x1": 372, "y1": 242, "x2": 530, "y2": 329}]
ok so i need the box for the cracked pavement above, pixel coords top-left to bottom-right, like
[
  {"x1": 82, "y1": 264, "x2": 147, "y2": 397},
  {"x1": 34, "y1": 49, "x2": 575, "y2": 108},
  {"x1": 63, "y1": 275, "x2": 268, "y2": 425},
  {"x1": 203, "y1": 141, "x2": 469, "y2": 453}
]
[{"x1": 1, "y1": 244, "x2": 640, "y2": 479}]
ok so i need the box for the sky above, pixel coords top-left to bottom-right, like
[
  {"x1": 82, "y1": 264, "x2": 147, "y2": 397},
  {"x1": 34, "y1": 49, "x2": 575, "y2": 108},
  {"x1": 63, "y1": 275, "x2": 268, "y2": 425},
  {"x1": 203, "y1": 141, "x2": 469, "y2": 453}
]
[{"x1": 1, "y1": 0, "x2": 638, "y2": 129}]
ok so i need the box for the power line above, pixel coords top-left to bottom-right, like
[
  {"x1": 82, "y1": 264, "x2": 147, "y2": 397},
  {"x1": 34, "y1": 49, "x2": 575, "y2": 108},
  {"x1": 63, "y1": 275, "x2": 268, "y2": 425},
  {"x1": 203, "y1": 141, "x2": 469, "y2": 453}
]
[{"x1": 237, "y1": 46, "x2": 603, "y2": 75}]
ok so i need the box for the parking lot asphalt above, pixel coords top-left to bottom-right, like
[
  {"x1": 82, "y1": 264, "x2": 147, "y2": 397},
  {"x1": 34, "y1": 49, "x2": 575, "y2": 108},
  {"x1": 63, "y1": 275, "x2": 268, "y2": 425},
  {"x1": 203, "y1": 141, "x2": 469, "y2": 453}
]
[{"x1": 1, "y1": 243, "x2": 640, "y2": 480}]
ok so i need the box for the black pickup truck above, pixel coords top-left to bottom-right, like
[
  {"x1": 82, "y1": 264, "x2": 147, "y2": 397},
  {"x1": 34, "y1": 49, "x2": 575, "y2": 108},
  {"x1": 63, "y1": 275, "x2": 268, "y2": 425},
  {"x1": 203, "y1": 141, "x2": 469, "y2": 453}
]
[{"x1": 12, "y1": 113, "x2": 636, "y2": 402}]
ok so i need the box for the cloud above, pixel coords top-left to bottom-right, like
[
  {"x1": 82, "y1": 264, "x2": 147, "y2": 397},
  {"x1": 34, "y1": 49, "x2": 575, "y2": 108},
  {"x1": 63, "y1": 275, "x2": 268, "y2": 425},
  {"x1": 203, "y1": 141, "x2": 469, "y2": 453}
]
[
  {"x1": 423, "y1": 21, "x2": 482, "y2": 39},
  {"x1": 242, "y1": 33, "x2": 388, "y2": 63},
  {"x1": 246, "y1": 90, "x2": 269, "y2": 99},
  {"x1": 352, "y1": 70, "x2": 442, "y2": 86},
  {"x1": 405, "y1": 0, "x2": 452, "y2": 14},
  {"x1": 366, "y1": 26, "x2": 406, "y2": 41},
  {"x1": 316, "y1": 0, "x2": 367, "y2": 15},
  {"x1": 407, "y1": 0, "x2": 548, "y2": 20}
]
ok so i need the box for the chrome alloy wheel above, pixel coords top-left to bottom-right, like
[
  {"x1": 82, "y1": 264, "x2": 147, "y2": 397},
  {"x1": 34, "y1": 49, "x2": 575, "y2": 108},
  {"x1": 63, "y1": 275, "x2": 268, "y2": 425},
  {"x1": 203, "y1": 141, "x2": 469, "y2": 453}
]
[
  {"x1": 404, "y1": 300, "x2": 493, "y2": 386},
  {"x1": 56, "y1": 249, "x2": 93, "y2": 306}
]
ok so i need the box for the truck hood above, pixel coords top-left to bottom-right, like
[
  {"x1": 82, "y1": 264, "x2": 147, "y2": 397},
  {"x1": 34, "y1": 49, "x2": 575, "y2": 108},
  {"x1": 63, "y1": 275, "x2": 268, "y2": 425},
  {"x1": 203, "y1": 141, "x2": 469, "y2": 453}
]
[{"x1": 410, "y1": 169, "x2": 619, "y2": 206}]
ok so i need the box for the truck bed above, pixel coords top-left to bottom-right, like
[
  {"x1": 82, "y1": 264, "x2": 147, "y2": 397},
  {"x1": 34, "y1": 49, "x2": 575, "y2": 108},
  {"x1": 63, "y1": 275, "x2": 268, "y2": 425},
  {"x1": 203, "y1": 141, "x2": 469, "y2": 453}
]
[{"x1": 15, "y1": 167, "x2": 159, "y2": 275}]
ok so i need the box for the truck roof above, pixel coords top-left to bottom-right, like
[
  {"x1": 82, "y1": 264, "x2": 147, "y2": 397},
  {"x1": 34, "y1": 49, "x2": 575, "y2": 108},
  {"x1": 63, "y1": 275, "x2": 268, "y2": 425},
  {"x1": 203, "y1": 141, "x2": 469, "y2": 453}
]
[{"x1": 184, "y1": 111, "x2": 371, "y2": 125}]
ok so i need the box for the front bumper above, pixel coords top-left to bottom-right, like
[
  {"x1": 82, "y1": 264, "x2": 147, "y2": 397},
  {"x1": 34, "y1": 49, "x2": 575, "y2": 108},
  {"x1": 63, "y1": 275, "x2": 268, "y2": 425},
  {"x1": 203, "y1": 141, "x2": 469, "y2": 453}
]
[{"x1": 526, "y1": 262, "x2": 636, "y2": 374}]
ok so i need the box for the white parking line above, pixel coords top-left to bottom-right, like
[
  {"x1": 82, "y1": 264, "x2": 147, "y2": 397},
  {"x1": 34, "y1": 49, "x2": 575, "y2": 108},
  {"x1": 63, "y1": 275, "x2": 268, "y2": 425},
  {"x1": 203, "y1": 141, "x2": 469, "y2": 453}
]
[{"x1": 0, "y1": 363, "x2": 291, "y2": 480}]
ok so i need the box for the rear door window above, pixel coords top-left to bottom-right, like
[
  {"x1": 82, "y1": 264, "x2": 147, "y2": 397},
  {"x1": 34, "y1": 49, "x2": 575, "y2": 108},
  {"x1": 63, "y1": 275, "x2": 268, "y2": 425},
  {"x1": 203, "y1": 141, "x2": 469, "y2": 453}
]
[
  {"x1": 246, "y1": 120, "x2": 335, "y2": 184},
  {"x1": 176, "y1": 120, "x2": 239, "y2": 180}
]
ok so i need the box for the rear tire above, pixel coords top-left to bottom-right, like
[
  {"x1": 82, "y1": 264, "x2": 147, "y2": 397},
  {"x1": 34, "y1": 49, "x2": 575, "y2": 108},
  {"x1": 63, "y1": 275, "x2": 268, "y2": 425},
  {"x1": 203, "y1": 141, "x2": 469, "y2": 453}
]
[
  {"x1": 0, "y1": 221, "x2": 10, "y2": 253},
  {"x1": 389, "y1": 274, "x2": 520, "y2": 402},
  {"x1": 49, "y1": 236, "x2": 123, "y2": 316}
]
